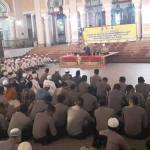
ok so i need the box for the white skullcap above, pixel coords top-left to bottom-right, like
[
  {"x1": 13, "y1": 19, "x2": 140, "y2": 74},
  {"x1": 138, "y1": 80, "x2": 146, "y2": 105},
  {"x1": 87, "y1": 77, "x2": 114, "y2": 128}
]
[
  {"x1": 102, "y1": 43, "x2": 105, "y2": 46},
  {"x1": 18, "y1": 142, "x2": 32, "y2": 150},
  {"x1": 32, "y1": 74, "x2": 37, "y2": 79},
  {"x1": 25, "y1": 56, "x2": 27, "y2": 58},
  {"x1": 108, "y1": 118, "x2": 119, "y2": 128},
  {"x1": 47, "y1": 75, "x2": 51, "y2": 80},
  {"x1": 34, "y1": 54, "x2": 36, "y2": 55},
  {"x1": 59, "y1": 80, "x2": 62, "y2": 84},
  {"x1": 85, "y1": 43, "x2": 88, "y2": 46},
  {"x1": 36, "y1": 56, "x2": 38, "y2": 58},
  {"x1": 22, "y1": 58, "x2": 25, "y2": 60},
  {"x1": 2, "y1": 80, "x2": 8, "y2": 85},
  {"x1": 12, "y1": 73, "x2": 17, "y2": 78},
  {"x1": 65, "y1": 69, "x2": 70, "y2": 72},
  {"x1": 3, "y1": 72, "x2": 8, "y2": 76},
  {"x1": 46, "y1": 54, "x2": 48, "y2": 55},
  {"x1": 34, "y1": 58, "x2": 37, "y2": 61},
  {"x1": 28, "y1": 55, "x2": 31, "y2": 57},
  {"x1": 10, "y1": 128, "x2": 21, "y2": 137},
  {"x1": 22, "y1": 73, "x2": 27, "y2": 78}
]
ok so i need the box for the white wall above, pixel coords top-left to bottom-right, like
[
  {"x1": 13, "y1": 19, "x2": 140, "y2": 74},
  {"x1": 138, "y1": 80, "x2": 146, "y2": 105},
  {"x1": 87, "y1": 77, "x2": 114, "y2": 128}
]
[{"x1": 4, "y1": 47, "x2": 33, "y2": 58}]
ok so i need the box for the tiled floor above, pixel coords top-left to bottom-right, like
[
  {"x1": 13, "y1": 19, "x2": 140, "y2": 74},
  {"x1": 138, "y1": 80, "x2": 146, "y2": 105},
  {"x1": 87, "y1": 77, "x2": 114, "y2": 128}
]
[{"x1": 31, "y1": 63, "x2": 150, "y2": 150}]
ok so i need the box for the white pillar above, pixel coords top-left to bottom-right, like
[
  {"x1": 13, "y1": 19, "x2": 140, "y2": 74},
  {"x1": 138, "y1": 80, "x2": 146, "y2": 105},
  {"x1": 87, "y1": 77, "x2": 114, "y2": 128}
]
[
  {"x1": 86, "y1": 12, "x2": 89, "y2": 27},
  {"x1": 64, "y1": 12, "x2": 71, "y2": 44},
  {"x1": 34, "y1": 0, "x2": 45, "y2": 46},
  {"x1": 133, "y1": 0, "x2": 142, "y2": 39},
  {"x1": 31, "y1": 14, "x2": 35, "y2": 39},
  {"x1": 78, "y1": 9, "x2": 86, "y2": 28},
  {"x1": 22, "y1": 15, "x2": 29, "y2": 39},
  {"x1": 8, "y1": 19, "x2": 16, "y2": 39},
  {"x1": 103, "y1": 3, "x2": 112, "y2": 26},
  {"x1": 92, "y1": 12, "x2": 96, "y2": 27},
  {"x1": 13, "y1": 0, "x2": 24, "y2": 39},
  {"x1": 69, "y1": 0, "x2": 78, "y2": 43},
  {"x1": 43, "y1": 15, "x2": 51, "y2": 46}
]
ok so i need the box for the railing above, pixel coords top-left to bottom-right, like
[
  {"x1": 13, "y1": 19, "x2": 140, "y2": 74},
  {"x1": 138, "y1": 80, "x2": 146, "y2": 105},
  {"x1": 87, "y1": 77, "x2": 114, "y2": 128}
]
[
  {"x1": 2, "y1": 39, "x2": 37, "y2": 50},
  {"x1": 0, "y1": 12, "x2": 7, "y2": 17}
]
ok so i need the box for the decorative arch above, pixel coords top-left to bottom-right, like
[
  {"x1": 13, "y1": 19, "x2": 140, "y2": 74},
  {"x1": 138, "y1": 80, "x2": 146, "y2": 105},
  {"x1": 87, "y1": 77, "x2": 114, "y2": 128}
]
[{"x1": 0, "y1": 0, "x2": 10, "y2": 13}]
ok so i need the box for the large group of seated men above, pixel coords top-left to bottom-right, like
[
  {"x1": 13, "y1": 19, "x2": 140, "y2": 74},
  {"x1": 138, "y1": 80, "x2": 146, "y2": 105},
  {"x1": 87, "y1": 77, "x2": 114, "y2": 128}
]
[
  {"x1": 1, "y1": 66, "x2": 150, "y2": 150},
  {"x1": 1, "y1": 54, "x2": 55, "y2": 74}
]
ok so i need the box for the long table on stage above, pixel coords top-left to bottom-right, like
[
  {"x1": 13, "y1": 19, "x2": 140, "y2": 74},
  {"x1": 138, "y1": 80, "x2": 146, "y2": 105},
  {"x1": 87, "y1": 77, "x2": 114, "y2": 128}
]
[{"x1": 59, "y1": 52, "x2": 119, "y2": 67}]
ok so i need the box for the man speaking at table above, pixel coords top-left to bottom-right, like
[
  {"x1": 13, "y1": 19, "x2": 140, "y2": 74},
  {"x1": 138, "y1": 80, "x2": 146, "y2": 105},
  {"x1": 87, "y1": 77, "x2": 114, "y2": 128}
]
[{"x1": 83, "y1": 43, "x2": 91, "y2": 56}]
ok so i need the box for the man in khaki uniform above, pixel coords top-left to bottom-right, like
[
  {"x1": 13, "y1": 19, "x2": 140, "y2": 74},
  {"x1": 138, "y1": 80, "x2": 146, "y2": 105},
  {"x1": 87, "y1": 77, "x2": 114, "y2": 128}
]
[
  {"x1": 8, "y1": 104, "x2": 32, "y2": 141},
  {"x1": 126, "y1": 85, "x2": 145, "y2": 108},
  {"x1": 0, "y1": 103, "x2": 8, "y2": 139},
  {"x1": 0, "y1": 128, "x2": 22, "y2": 150},
  {"x1": 81, "y1": 86, "x2": 98, "y2": 117},
  {"x1": 52, "y1": 82, "x2": 69, "y2": 106},
  {"x1": 78, "y1": 75, "x2": 90, "y2": 96},
  {"x1": 108, "y1": 84, "x2": 125, "y2": 115},
  {"x1": 146, "y1": 96, "x2": 150, "y2": 124},
  {"x1": 123, "y1": 96, "x2": 149, "y2": 139},
  {"x1": 33, "y1": 105, "x2": 57, "y2": 145},
  {"x1": 65, "y1": 74, "x2": 76, "y2": 91},
  {"x1": 67, "y1": 97, "x2": 93, "y2": 140},
  {"x1": 53, "y1": 95, "x2": 68, "y2": 137},
  {"x1": 68, "y1": 84, "x2": 80, "y2": 106},
  {"x1": 72, "y1": 70, "x2": 82, "y2": 86},
  {"x1": 96, "y1": 77, "x2": 111, "y2": 100},
  {"x1": 62, "y1": 69, "x2": 70, "y2": 82},
  {"x1": 135, "y1": 77, "x2": 150, "y2": 99},
  {"x1": 118, "y1": 76, "x2": 127, "y2": 93},
  {"x1": 90, "y1": 69, "x2": 102, "y2": 88},
  {"x1": 79, "y1": 135, "x2": 107, "y2": 150},
  {"x1": 28, "y1": 95, "x2": 52, "y2": 120},
  {"x1": 39, "y1": 68, "x2": 49, "y2": 87},
  {"x1": 100, "y1": 118, "x2": 131, "y2": 150},
  {"x1": 94, "y1": 100, "x2": 116, "y2": 132}
]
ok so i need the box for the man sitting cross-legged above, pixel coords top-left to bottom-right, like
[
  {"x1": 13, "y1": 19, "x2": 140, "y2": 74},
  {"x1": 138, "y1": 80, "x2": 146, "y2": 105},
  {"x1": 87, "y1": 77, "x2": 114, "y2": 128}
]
[
  {"x1": 33, "y1": 105, "x2": 58, "y2": 145},
  {"x1": 67, "y1": 97, "x2": 93, "y2": 140}
]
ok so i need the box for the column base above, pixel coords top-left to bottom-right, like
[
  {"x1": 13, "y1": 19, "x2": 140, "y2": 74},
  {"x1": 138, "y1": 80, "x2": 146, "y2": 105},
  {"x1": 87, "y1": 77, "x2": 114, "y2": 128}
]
[
  {"x1": 38, "y1": 44, "x2": 46, "y2": 47},
  {"x1": 46, "y1": 43, "x2": 51, "y2": 46}
]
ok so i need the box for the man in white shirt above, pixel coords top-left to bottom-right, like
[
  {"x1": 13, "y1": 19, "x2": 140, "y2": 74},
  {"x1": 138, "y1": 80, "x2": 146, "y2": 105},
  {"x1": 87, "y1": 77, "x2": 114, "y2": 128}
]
[
  {"x1": 43, "y1": 75, "x2": 56, "y2": 96},
  {"x1": 43, "y1": 54, "x2": 53, "y2": 63},
  {"x1": 7, "y1": 63, "x2": 16, "y2": 75},
  {"x1": 67, "y1": 97, "x2": 93, "y2": 140},
  {"x1": 37, "y1": 58, "x2": 45, "y2": 68},
  {"x1": 22, "y1": 60, "x2": 30, "y2": 71},
  {"x1": 30, "y1": 59, "x2": 39, "y2": 70},
  {"x1": 31, "y1": 74, "x2": 41, "y2": 94},
  {"x1": 15, "y1": 61, "x2": 21, "y2": 71}
]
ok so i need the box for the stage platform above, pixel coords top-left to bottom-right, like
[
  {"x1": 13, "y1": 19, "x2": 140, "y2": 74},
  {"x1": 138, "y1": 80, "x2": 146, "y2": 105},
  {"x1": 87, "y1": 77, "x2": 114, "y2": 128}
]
[{"x1": 59, "y1": 52, "x2": 119, "y2": 67}]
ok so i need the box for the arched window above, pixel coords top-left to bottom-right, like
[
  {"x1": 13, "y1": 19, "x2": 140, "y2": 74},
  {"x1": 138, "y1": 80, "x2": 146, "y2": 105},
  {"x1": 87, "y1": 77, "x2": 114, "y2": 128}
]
[
  {"x1": 111, "y1": 3, "x2": 135, "y2": 25},
  {"x1": 0, "y1": 1, "x2": 7, "y2": 16}
]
